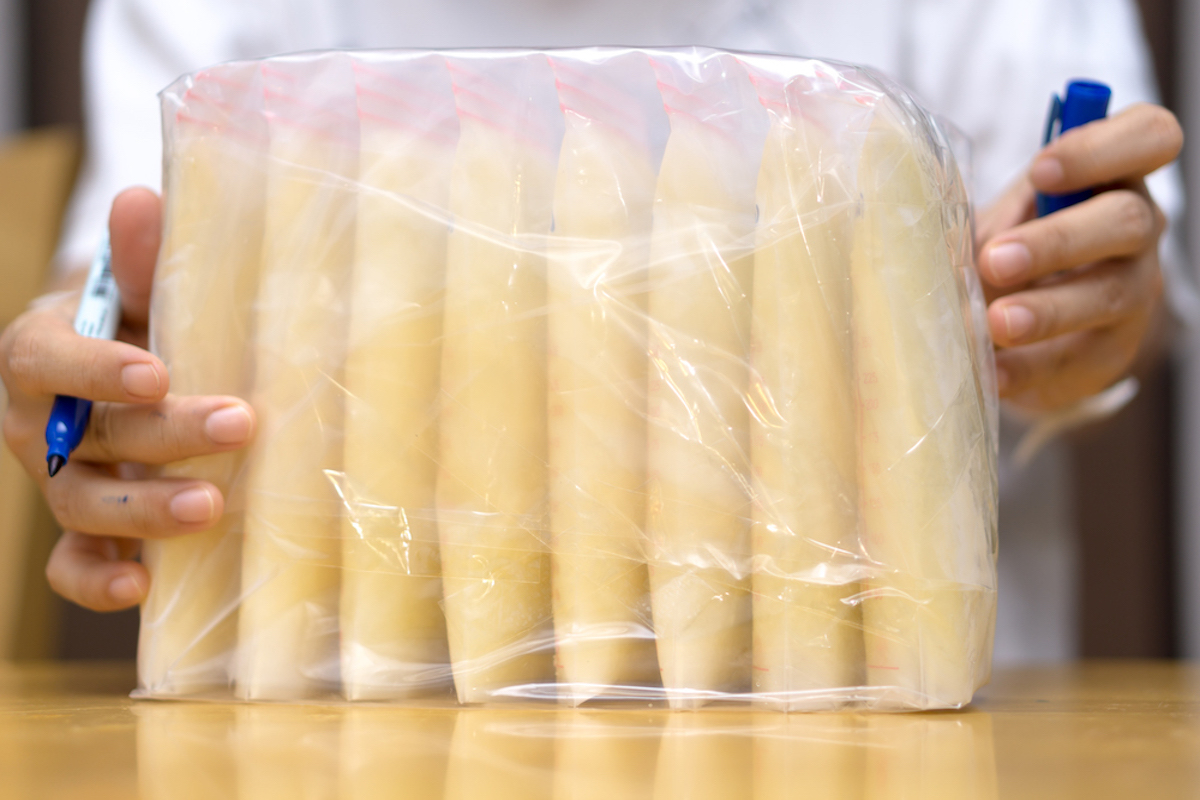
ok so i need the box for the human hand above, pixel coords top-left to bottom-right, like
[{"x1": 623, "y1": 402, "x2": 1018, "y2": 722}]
[
  {"x1": 976, "y1": 103, "x2": 1182, "y2": 412},
  {"x1": 0, "y1": 188, "x2": 255, "y2": 612}
]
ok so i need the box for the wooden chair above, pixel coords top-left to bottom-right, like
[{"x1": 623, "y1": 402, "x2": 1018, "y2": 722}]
[{"x1": 0, "y1": 126, "x2": 80, "y2": 659}]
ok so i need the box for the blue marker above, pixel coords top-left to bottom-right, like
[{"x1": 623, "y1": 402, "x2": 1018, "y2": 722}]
[
  {"x1": 1036, "y1": 79, "x2": 1112, "y2": 217},
  {"x1": 44, "y1": 235, "x2": 121, "y2": 477}
]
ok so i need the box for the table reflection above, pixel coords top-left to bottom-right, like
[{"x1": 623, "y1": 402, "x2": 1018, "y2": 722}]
[{"x1": 134, "y1": 702, "x2": 998, "y2": 799}]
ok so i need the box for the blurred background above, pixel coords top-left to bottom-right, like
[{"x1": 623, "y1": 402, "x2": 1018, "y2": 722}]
[{"x1": 0, "y1": 0, "x2": 1197, "y2": 662}]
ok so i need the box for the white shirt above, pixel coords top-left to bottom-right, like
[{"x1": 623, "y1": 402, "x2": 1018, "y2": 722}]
[
  {"x1": 62, "y1": 0, "x2": 1181, "y2": 270},
  {"x1": 59, "y1": 0, "x2": 1185, "y2": 665}
]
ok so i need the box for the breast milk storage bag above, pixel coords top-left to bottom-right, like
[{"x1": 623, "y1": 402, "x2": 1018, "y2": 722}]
[{"x1": 144, "y1": 47, "x2": 998, "y2": 711}]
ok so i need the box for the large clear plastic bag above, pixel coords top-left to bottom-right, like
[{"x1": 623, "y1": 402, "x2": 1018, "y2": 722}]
[{"x1": 142, "y1": 46, "x2": 998, "y2": 710}]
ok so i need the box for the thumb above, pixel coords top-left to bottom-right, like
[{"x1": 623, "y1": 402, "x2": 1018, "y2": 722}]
[{"x1": 108, "y1": 187, "x2": 162, "y2": 328}]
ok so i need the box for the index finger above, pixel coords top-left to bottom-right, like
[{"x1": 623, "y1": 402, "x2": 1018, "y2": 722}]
[
  {"x1": 109, "y1": 187, "x2": 162, "y2": 328},
  {"x1": 1, "y1": 308, "x2": 169, "y2": 402},
  {"x1": 1030, "y1": 103, "x2": 1182, "y2": 194}
]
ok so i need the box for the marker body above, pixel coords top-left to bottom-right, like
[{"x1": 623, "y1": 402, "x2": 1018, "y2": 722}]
[
  {"x1": 1035, "y1": 80, "x2": 1112, "y2": 217},
  {"x1": 43, "y1": 236, "x2": 121, "y2": 476}
]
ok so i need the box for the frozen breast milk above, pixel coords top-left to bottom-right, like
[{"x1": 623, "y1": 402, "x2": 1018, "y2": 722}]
[
  {"x1": 236, "y1": 58, "x2": 356, "y2": 700},
  {"x1": 338, "y1": 58, "x2": 456, "y2": 700},
  {"x1": 145, "y1": 49, "x2": 996, "y2": 710},
  {"x1": 852, "y1": 99, "x2": 995, "y2": 709},
  {"x1": 547, "y1": 60, "x2": 661, "y2": 702},
  {"x1": 435, "y1": 59, "x2": 559, "y2": 703},
  {"x1": 141, "y1": 64, "x2": 264, "y2": 695},
  {"x1": 749, "y1": 89, "x2": 863, "y2": 708},
  {"x1": 644, "y1": 68, "x2": 762, "y2": 705}
]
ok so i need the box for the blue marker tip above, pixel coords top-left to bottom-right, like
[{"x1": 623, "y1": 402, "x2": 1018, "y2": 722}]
[{"x1": 45, "y1": 395, "x2": 93, "y2": 476}]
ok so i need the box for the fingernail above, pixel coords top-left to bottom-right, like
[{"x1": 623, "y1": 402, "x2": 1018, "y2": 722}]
[
  {"x1": 109, "y1": 574, "x2": 145, "y2": 604},
  {"x1": 1002, "y1": 305, "x2": 1037, "y2": 342},
  {"x1": 170, "y1": 486, "x2": 215, "y2": 524},
  {"x1": 1031, "y1": 156, "x2": 1064, "y2": 188},
  {"x1": 205, "y1": 405, "x2": 253, "y2": 444},
  {"x1": 986, "y1": 242, "x2": 1032, "y2": 283},
  {"x1": 121, "y1": 363, "x2": 162, "y2": 398},
  {"x1": 995, "y1": 366, "x2": 1010, "y2": 394}
]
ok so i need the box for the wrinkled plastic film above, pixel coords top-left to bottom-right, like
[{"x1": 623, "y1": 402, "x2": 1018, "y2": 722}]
[{"x1": 145, "y1": 47, "x2": 998, "y2": 711}]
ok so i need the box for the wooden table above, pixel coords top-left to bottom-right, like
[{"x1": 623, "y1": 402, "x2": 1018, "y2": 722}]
[{"x1": 0, "y1": 661, "x2": 1197, "y2": 798}]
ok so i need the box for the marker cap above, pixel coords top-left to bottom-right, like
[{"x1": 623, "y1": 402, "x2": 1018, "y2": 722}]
[{"x1": 1036, "y1": 79, "x2": 1112, "y2": 217}]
